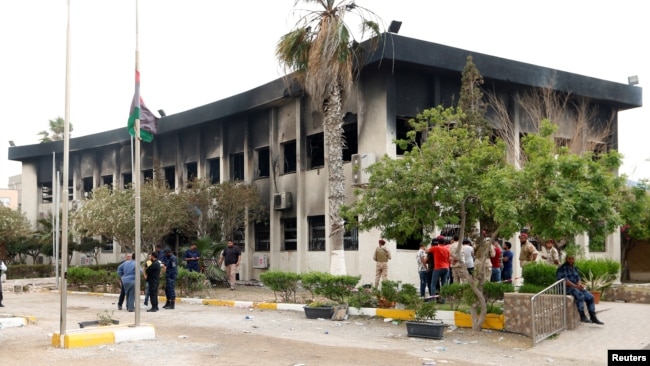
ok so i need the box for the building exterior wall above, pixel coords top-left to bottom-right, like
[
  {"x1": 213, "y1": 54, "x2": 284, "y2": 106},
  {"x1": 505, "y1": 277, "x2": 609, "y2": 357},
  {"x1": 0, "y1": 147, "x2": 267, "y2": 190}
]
[{"x1": 8, "y1": 35, "x2": 641, "y2": 285}]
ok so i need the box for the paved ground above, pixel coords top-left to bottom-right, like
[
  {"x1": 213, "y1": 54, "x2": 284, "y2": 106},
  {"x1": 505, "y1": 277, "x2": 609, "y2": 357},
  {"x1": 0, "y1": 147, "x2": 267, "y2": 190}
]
[{"x1": 1, "y1": 277, "x2": 649, "y2": 365}]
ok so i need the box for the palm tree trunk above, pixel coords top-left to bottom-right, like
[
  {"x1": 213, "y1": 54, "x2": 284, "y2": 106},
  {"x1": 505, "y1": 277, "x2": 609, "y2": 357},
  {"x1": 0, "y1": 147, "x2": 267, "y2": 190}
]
[{"x1": 324, "y1": 85, "x2": 347, "y2": 275}]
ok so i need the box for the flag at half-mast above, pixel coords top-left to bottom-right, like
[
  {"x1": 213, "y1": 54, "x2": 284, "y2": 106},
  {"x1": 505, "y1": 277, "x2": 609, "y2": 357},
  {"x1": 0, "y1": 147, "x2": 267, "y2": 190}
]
[{"x1": 127, "y1": 70, "x2": 158, "y2": 143}]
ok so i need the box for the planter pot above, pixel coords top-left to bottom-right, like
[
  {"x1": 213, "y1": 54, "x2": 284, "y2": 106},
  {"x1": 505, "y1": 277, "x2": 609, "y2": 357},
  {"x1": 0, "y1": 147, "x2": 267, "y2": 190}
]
[
  {"x1": 78, "y1": 319, "x2": 119, "y2": 328},
  {"x1": 590, "y1": 290, "x2": 601, "y2": 304},
  {"x1": 405, "y1": 320, "x2": 446, "y2": 339},
  {"x1": 303, "y1": 306, "x2": 334, "y2": 319},
  {"x1": 454, "y1": 311, "x2": 504, "y2": 330}
]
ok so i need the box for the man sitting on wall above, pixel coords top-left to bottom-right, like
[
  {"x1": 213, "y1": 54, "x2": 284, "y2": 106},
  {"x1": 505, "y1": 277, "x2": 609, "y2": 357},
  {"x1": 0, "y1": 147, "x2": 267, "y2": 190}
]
[{"x1": 556, "y1": 253, "x2": 604, "y2": 325}]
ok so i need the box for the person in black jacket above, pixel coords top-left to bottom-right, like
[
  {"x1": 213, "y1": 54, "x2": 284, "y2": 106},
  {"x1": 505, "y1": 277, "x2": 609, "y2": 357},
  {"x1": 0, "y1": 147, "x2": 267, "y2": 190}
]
[{"x1": 145, "y1": 252, "x2": 162, "y2": 312}]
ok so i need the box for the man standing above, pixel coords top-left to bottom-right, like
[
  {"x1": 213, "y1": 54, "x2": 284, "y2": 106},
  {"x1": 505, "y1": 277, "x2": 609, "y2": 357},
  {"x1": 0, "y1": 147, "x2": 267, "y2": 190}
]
[
  {"x1": 449, "y1": 235, "x2": 465, "y2": 284},
  {"x1": 430, "y1": 238, "x2": 450, "y2": 300},
  {"x1": 501, "y1": 242, "x2": 514, "y2": 282},
  {"x1": 184, "y1": 244, "x2": 201, "y2": 272},
  {"x1": 518, "y1": 233, "x2": 538, "y2": 267},
  {"x1": 556, "y1": 254, "x2": 604, "y2": 325},
  {"x1": 116, "y1": 253, "x2": 131, "y2": 310},
  {"x1": 162, "y1": 248, "x2": 177, "y2": 309},
  {"x1": 0, "y1": 258, "x2": 6, "y2": 307},
  {"x1": 373, "y1": 239, "x2": 391, "y2": 288},
  {"x1": 145, "y1": 252, "x2": 161, "y2": 312},
  {"x1": 417, "y1": 243, "x2": 428, "y2": 297},
  {"x1": 116, "y1": 253, "x2": 136, "y2": 312},
  {"x1": 541, "y1": 239, "x2": 560, "y2": 266},
  {"x1": 490, "y1": 240, "x2": 502, "y2": 282},
  {"x1": 219, "y1": 240, "x2": 241, "y2": 290}
]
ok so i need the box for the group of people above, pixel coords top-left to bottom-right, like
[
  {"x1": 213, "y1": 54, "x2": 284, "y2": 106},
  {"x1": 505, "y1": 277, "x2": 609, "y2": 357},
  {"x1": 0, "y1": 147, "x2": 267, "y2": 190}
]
[
  {"x1": 115, "y1": 240, "x2": 242, "y2": 312},
  {"x1": 412, "y1": 235, "x2": 516, "y2": 300}
]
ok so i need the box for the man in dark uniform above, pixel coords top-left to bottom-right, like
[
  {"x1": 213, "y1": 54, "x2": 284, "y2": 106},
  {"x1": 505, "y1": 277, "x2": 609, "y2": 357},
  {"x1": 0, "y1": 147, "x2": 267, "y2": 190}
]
[
  {"x1": 145, "y1": 252, "x2": 161, "y2": 312},
  {"x1": 162, "y1": 248, "x2": 177, "y2": 309},
  {"x1": 184, "y1": 244, "x2": 201, "y2": 272}
]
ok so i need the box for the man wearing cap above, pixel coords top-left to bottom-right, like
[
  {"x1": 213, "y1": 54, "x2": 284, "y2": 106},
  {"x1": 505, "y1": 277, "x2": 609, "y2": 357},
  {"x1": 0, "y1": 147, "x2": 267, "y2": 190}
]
[
  {"x1": 518, "y1": 233, "x2": 538, "y2": 267},
  {"x1": 162, "y1": 248, "x2": 177, "y2": 309},
  {"x1": 373, "y1": 239, "x2": 391, "y2": 288}
]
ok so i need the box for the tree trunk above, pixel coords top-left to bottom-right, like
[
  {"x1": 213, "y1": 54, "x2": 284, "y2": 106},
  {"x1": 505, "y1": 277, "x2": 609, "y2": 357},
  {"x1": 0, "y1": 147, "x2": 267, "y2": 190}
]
[{"x1": 325, "y1": 86, "x2": 347, "y2": 275}]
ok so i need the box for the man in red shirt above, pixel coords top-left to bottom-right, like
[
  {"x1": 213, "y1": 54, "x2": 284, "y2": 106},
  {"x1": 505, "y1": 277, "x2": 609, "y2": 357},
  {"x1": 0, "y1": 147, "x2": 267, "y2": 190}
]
[
  {"x1": 490, "y1": 240, "x2": 502, "y2": 282},
  {"x1": 430, "y1": 237, "x2": 450, "y2": 298}
]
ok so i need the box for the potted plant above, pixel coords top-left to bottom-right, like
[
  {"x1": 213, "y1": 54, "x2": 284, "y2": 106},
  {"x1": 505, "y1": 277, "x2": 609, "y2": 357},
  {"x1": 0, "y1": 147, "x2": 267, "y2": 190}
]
[
  {"x1": 404, "y1": 298, "x2": 446, "y2": 339},
  {"x1": 301, "y1": 272, "x2": 360, "y2": 319},
  {"x1": 576, "y1": 258, "x2": 620, "y2": 303}
]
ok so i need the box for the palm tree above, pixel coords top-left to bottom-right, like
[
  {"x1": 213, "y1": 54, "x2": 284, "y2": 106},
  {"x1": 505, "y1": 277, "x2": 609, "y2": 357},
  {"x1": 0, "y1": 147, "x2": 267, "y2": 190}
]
[
  {"x1": 38, "y1": 116, "x2": 74, "y2": 143},
  {"x1": 276, "y1": 0, "x2": 382, "y2": 274}
]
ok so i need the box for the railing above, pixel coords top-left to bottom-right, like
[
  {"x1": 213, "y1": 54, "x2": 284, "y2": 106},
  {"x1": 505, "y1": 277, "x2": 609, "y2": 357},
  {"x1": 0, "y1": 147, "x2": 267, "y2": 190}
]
[{"x1": 531, "y1": 279, "x2": 567, "y2": 346}]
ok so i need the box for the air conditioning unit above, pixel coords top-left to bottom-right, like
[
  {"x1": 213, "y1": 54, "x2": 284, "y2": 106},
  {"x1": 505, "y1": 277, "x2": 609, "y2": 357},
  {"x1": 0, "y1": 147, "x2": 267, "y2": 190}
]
[
  {"x1": 351, "y1": 153, "x2": 376, "y2": 186},
  {"x1": 252, "y1": 254, "x2": 269, "y2": 269},
  {"x1": 273, "y1": 192, "x2": 292, "y2": 210}
]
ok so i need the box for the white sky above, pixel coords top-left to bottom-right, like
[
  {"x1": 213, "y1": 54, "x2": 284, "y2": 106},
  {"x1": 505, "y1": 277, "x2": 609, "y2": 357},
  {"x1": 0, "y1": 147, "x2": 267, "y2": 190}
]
[{"x1": 1, "y1": 0, "x2": 648, "y2": 188}]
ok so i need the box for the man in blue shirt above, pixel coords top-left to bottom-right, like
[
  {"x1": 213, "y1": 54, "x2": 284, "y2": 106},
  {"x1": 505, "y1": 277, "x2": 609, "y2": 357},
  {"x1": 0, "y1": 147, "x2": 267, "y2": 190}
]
[
  {"x1": 184, "y1": 244, "x2": 201, "y2": 272},
  {"x1": 117, "y1": 253, "x2": 136, "y2": 312},
  {"x1": 162, "y1": 248, "x2": 178, "y2": 309},
  {"x1": 501, "y1": 242, "x2": 514, "y2": 283},
  {"x1": 556, "y1": 254, "x2": 604, "y2": 325}
]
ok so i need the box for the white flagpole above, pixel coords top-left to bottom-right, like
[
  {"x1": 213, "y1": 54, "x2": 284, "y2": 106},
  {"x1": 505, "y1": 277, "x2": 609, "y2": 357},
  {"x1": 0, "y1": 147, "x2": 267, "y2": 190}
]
[
  {"x1": 59, "y1": 0, "x2": 72, "y2": 342},
  {"x1": 134, "y1": 0, "x2": 142, "y2": 326}
]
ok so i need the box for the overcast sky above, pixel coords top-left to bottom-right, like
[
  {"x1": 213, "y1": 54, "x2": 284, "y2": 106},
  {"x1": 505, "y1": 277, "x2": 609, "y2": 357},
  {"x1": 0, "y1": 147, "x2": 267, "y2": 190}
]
[{"x1": 1, "y1": 0, "x2": 648, "y2": 188}]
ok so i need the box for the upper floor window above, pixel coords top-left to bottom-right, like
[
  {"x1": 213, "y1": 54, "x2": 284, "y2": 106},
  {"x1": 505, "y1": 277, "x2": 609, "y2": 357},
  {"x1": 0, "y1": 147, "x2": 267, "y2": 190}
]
[
  {"x1": 256, "y1": 147, "x2": 270, "y2": 179},
  {"x1": 82, "y1": 177, "x2": 93, "y2": 198},
  {"x1": 307, "y1": 133, "x2": 325, "y2": 169},
  {"x1": 122, "y1": 173, "x2": 132, "y2": 189},
  {"x1": 283, "y1": 140, "x2": 297, "y2": 174},
  {"x1": 230, "y1": 152, "x2": 244, "y2": 181},
  {"x1": 164, "y1": 166, "x2": 175, "y2": 189},
  {"x1": 186, "y1": 162, "x2": 198, "y2": 183},
  {"x1": 342, "y1": 121, "x2": 358, "y2": 162},
  {"x1": 208, "y1": 158, "x2": 220, "y2": 185}
]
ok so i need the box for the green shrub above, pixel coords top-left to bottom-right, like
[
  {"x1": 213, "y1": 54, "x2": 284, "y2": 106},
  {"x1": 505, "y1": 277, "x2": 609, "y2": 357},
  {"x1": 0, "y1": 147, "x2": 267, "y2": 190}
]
[
  {"x1": 575, "y1": 258, "x2": 620, "y2": 279},
  {"x1": 482, "y1": 281, "x2": 515, "y2": 307},
  {"x1": 301, "y1": 272, "x2": 361, "y2": 304},
  {"x1": 517, "y1": 284, "x2": 546, "y2": 294},
  {"x1": 374, "y1": 280, "x2": 401, "y2": 304},
  {"x1": 440, "y1": 283, "x2": 471, "y2": 310},
  {"x1": 522, "y1": 262, "x2": 557, "y2": 287},
  {"x1": 5, "y1": 264, "x2": 55, "y2": 279},
  {"x1": 259, "y1": 270, "x2": 300, "y2": 303},
  {"x1": 347, "y1": 286, "x2": 376, "y2": 309},
  {"x1": 176, "y1": 268, "x2": 207, "y2": 296}
]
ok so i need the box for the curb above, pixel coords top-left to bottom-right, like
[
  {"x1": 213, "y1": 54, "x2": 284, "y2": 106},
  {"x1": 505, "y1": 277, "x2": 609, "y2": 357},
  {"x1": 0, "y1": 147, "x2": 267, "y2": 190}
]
[
  {"x1": 51, "y1": 323, "x2": 156, "y2": 349},
  {"x1": 0, "y1": 314, "x2": 37, "y2": 329}
]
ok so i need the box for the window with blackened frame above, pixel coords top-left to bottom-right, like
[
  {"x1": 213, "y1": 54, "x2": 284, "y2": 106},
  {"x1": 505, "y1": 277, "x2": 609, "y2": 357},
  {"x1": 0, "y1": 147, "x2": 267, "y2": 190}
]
[
  {"x1": 282, "y1": 217, "x2": 297, "y2": 251},
  {"x1": 208, "y1": 158, "x2": 220, "y2": 184},
  {"x1": 231, "y1": 152, "x2": 244, "y2": 181},
  {"x1": 342, "y1": 121, "x2": 358, "y2": 162},
  {"x1": 307, "y1": 133, "x2": 324, "y2": 169},
  {"x1": 396, "y1": 116, "x2": 421, "y2": 155},
  {"x1": 283, "y1": 140, "x2": 297, "y2": 174},
  {"x1": 255, "y1": 222, "x2": 270, "y2": 252},
  {"x1": 309, "y1": 216, "x2": 326, "y2": 251},
  {"x1": 82, "y1": 177, "x2": 93, "y2": 197},
  {"x1": 186, "y1": 162, "x2": 198, "y2": 183},
  {"x1": 164, "y1": 166, "x2": 175, "y2": 189},
  {"x1": 122, "y1": 173, "x2": 132, "y2": 188},
  {"x1": 256, "y1": 147, "x2": 270, "y2": 178}
]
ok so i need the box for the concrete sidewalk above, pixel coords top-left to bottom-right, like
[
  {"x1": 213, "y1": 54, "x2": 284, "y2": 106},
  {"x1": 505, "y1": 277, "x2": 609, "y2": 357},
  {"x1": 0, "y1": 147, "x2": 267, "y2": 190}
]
[{"x1": 528, "y1": 300, "x2": 650, "y2": 363}]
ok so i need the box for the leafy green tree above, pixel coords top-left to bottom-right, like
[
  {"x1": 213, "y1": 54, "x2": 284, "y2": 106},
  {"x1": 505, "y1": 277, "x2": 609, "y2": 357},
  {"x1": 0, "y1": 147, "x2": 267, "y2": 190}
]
[
  {"x1": 38, "y1": 116, "x2": 74, "y2": 143},
  {"x1": 0, "y1": 205, "x2": 32, "y2": 261},
  {"x1": 519, "y1": 120, "x2": 626, "y2": 244},
  {"x1": 276, "y1": 0, "x2": 382, "y2": 274},
  {"x1": 619, "y1": 180, "x2": 650, "y2": 280}
]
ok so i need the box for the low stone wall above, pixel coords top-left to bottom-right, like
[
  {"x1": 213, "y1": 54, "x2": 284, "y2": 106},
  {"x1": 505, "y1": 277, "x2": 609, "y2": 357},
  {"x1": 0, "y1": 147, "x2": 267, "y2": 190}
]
[
  {"x1": 504, "y1": 292, "x2": 580, "y2": 337},
  {"x1": 605, "y1": 285, "x2": 650, "y2": 304}
]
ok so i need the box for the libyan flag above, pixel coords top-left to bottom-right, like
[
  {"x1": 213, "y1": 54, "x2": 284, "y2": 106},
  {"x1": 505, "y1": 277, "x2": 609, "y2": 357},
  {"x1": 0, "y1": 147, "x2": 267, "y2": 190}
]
[{"x1": 127, "y1": 70, "x2": 158, "y2": 143}]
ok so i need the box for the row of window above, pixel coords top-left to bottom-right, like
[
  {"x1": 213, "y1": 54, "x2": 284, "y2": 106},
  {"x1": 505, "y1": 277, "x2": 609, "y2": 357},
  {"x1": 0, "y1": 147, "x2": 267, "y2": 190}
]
[{"x1": 253, "y1": 216, "x2": 359, "y2": 252}]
